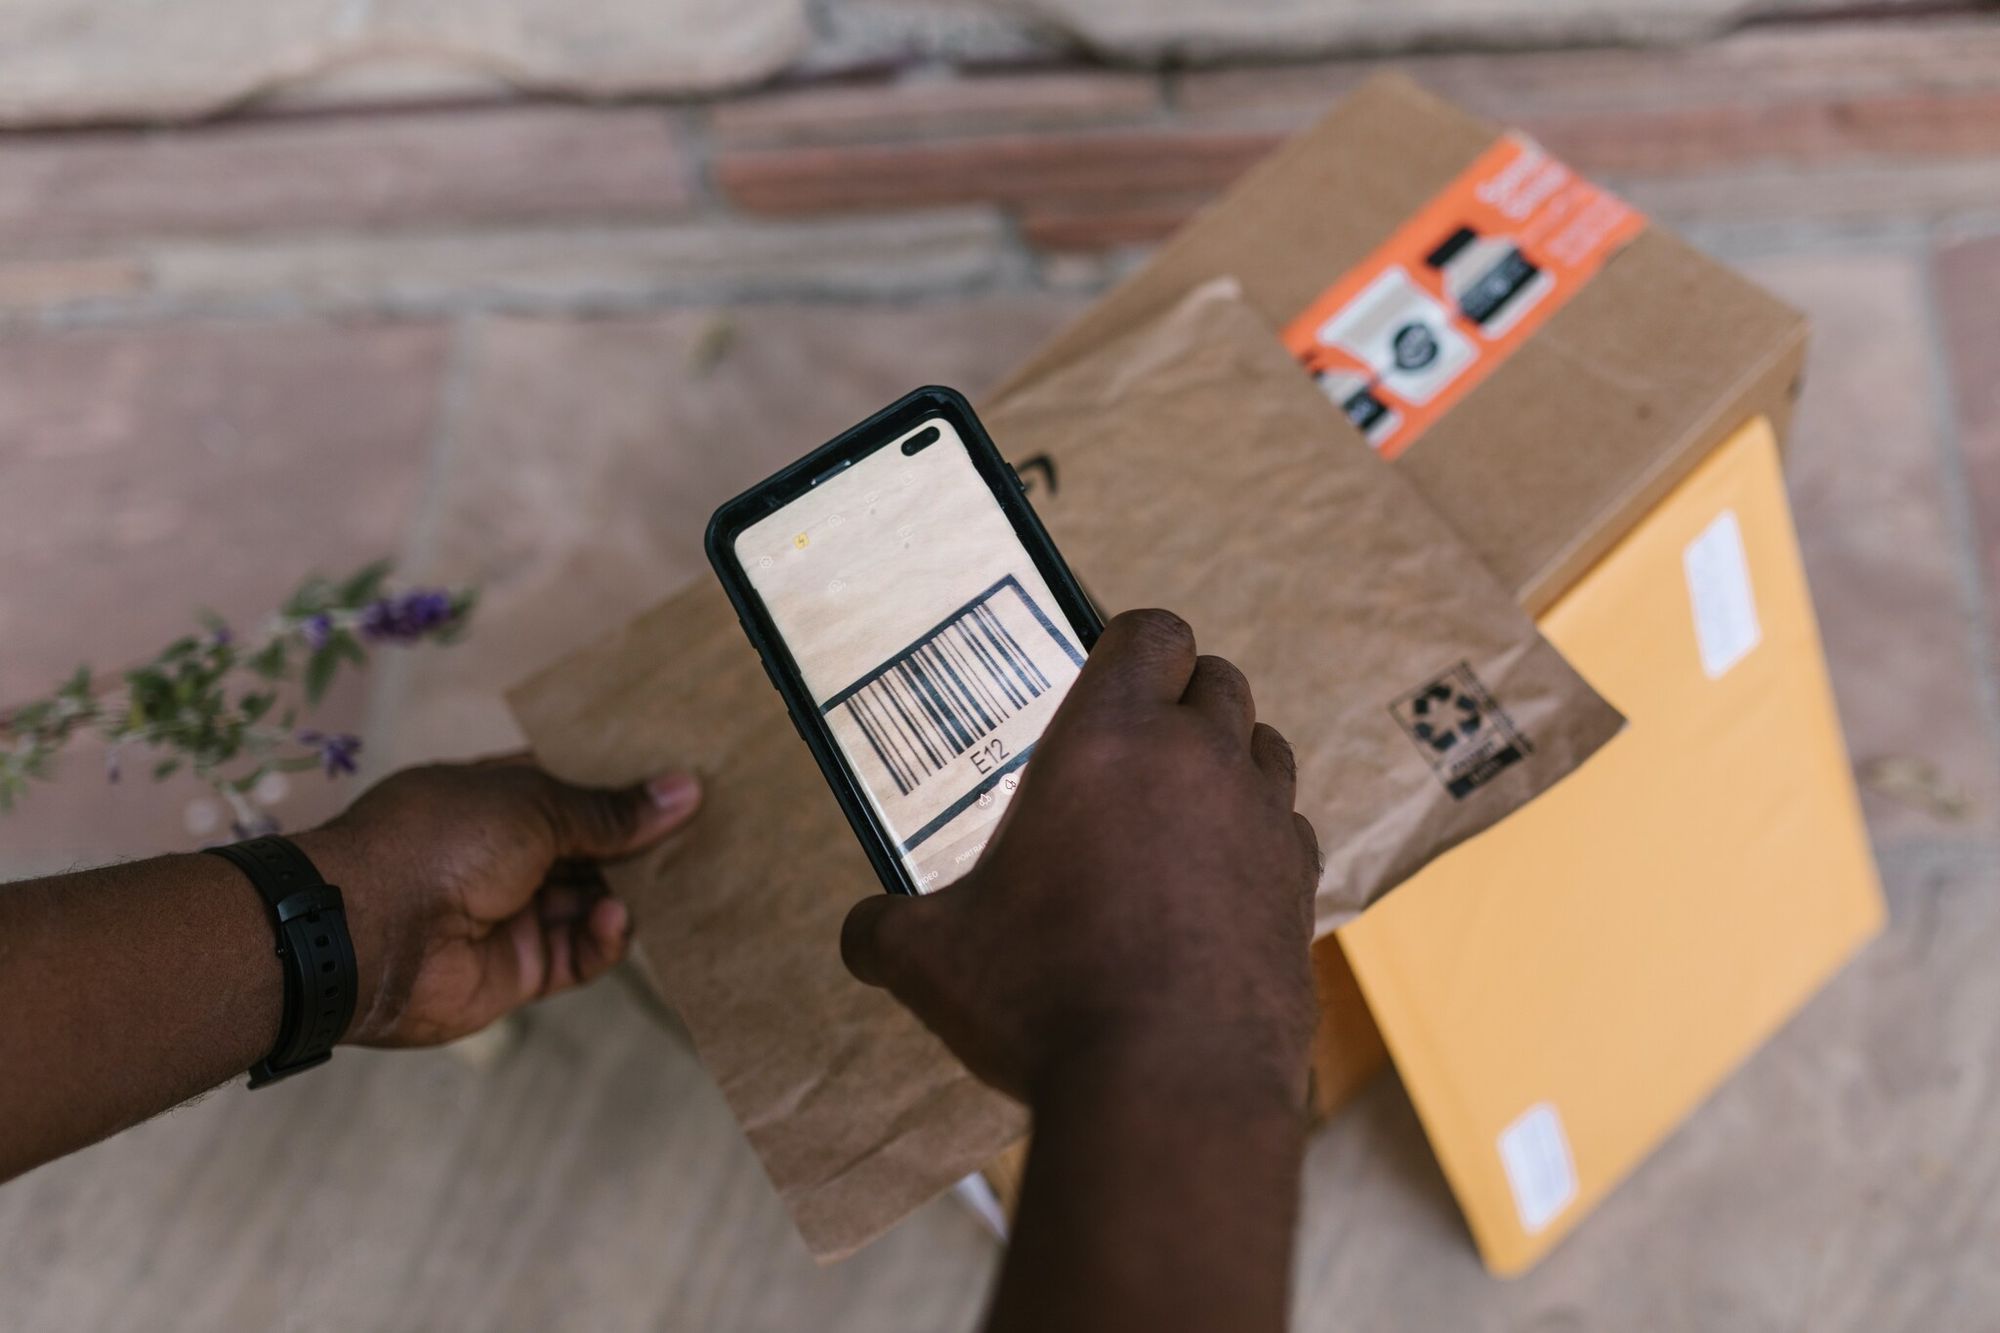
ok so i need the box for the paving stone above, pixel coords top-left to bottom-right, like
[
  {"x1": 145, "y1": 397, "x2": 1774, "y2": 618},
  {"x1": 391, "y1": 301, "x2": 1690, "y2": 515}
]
[
  {"x1": 6, "y1": 837, "x2": 1991, "y2": 1326},
  {"x1": 1935, "y1": 231, "x2": 2000, "y2": 720},
  {"x1": 1743, "y1": 250, "x2": 1999, "y2": 840},
  {"x1": 0, "y1": 0, "x2": 357, "y2": 126},
  {"x1": 708, "y1": 69, "x2": 1164, "y2": 148},
  {"x1": 1008, "y1": 0, "x2": 1767, "y2": 64},
  {"x1": 802, "y1": 0, "x2": 1069, "y2": 76},
  {"x1": 372, "y1": 297, "x2": 1085, "y2": 773},
  {"x1": 1293, "y1": 842, "x2": 2000, "y2": 1328},
  {"x1": 367, "y1": 0, "x2": 813, "y2": 99},
  {"x1": 0, "y1": 106, "x2": 694, "y2": 251},
  {"x1": 250, "y1": 56, "x2": 521, "y2": 114},
  {"x1": 0, "y1": 319, "x2": 447, "y2": 869},
  {"x1": 0, "y1": 973, "x2": 1002, "y2": 1333},
  {"x1": 0, "y1": 0, "x2": 808, "y2": 126},
  {"x1": 711, "y1": 127, "x2": 1277, "y2": 215}
]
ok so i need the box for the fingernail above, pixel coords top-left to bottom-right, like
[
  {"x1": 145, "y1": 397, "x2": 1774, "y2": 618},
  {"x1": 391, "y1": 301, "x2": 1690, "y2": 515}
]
[
  {"x1": 599, "y1": 896, "x2": 631, "y2": 941},
  {"x1": 647, "y1": 770, "x2": 701, "y2": 817}
]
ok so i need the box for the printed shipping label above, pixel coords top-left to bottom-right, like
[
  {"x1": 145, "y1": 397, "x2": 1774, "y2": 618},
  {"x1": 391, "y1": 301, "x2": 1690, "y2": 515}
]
[
  {"x1": 1683, "y1": 509, "x2": 1762, "y2": 679},
  {"x1": 1497, "y1": 1102, "x2": 1577, "y2": 1235},
  {"x1": 1281, "y1": 134, "x2": 1645, "y2": 460}
]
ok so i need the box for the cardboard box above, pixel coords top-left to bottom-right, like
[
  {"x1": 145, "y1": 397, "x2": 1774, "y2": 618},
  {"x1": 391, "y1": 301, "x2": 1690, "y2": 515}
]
[
  {"x1": 966, "y1": 75, "x2": 1879, "y2": 1275},
  {"x1": 998, "y1": 74, "x2": 1808, "y2": 616}
]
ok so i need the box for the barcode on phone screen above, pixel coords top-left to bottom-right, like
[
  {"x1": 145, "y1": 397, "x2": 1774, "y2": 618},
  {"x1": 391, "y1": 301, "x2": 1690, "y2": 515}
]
[{"x1": 823, "y1": 576, "x2": 1082, "y2": 797}]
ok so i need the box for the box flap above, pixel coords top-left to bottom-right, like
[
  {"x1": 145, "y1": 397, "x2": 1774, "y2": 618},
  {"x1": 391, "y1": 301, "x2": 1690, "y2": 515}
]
[{"x1": 999, "y1": 72, "x2": 1808, "y2": 614}]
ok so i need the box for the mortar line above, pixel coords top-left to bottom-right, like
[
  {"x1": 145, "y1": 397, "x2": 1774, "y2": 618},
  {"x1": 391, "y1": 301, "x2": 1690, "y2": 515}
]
[{"x1": 1914, "y1": 233, "x2": 2000, "y2": 776}]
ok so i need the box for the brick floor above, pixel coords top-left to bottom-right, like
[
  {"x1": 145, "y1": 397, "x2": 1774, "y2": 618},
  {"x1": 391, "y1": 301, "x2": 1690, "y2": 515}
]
[
  {"x1": 1935, "y1": 233, "x2": 2000, "y2": 703},
  {"x1": 1748, "y1": 250, "x2": 2000, "y2": 839},
  {"x1": 371, "y1": 296, "x2": 1085, "y2": 776},
  {"x1": 0, "y1": 318, "x2": 446, "y2": 870}
]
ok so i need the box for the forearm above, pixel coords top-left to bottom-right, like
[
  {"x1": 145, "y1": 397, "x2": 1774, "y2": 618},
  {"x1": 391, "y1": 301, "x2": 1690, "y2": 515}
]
[
  {"x1": 0, "y1": 853, "x2": 282, "y2": 1181},
  {"x1": 984, "y1": 1036, "x2": 1308, "y2": 1333}
]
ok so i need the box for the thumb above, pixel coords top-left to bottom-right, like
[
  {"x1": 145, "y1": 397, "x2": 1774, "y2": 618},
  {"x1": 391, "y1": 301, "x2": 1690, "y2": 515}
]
[
  {"x1": 841, "y1": 891, "x2": 942, "y2": 992},
  {"x1": 533, "y1": 769, "x2": 703, "y2": 860}
]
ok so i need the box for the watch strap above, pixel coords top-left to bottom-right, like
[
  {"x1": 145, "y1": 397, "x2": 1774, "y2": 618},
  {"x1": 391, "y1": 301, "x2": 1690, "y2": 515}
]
[{"x1": 206, "y1": 836, "x2": 356, "y2": 1088}]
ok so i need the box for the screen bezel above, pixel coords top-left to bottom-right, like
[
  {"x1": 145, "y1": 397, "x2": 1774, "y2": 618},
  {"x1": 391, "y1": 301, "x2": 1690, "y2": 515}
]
[{"x1": 705, "y1": 385, "x2": 1104, "y2": 896}]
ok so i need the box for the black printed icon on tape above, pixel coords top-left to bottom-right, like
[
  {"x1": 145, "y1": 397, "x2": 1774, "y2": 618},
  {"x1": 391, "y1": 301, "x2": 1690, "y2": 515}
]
[{"x1": 1390, "y1": 662, "x2": 1532, "y2": 799}]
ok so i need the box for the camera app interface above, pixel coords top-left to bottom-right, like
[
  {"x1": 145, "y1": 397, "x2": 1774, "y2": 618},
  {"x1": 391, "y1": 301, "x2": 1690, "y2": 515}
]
[{"x1": 736, "y1": 417, "x2": 1085, "y2": 893}]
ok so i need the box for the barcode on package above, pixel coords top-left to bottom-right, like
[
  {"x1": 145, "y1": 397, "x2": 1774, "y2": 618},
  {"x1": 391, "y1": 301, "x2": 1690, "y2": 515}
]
[{"x1": 823, "y1": 575, "x2": 1084, "y2": 850}]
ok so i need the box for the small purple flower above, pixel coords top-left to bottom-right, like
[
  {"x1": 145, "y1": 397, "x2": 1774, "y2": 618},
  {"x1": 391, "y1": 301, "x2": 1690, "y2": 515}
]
[
  {"x1": 298, "y1": 729, "x2": 362, "y2": 777},
  {"x1": 105, "y1": 748, "x2": 121, "y2": 784},
  {"x1": 299, "y1": 613, "x2": 333, "y2": 653},
  {"x1": 209, "y1": 623, "x2": 234, "y2": 648},
  {"x1": 360, "y1": 589, "x2": 458, "y2": 644}
]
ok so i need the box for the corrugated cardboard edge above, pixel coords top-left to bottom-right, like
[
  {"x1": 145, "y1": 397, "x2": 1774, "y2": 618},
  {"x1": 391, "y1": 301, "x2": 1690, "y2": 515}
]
[{"x1": 1507, "y1": 238, "x2": 1810, "y2": 616}]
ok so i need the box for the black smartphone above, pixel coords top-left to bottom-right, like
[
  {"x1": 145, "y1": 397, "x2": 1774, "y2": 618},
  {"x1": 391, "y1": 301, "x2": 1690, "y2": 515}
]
[{"x1": 707, "y1": 386, "x2": 1102, "y2": 896}]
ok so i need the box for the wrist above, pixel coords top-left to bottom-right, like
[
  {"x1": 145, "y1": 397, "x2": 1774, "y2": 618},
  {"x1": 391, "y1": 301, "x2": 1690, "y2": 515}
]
[
  {"x1": 1027, "y1": 1020, "x2": 1309, "y2": 1122},
  {"x1": 285, "y1": 824, "x2": 392, "y2": 1045}
]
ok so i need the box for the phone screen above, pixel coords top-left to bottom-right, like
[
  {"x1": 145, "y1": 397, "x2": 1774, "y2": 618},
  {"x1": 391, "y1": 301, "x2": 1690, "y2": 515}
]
[{"x1": 734, "y1": 416, "x2": 1086, "y2": 893}]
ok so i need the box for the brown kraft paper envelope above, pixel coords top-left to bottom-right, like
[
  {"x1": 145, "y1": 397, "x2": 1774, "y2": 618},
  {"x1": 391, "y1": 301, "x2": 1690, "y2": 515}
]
[
  {"x1": 505, "y1": 279, "x2": 1623, "y2": 1262},
  {"x1": 984, "y1": 280, "x2": 1622, "y2": 926}
]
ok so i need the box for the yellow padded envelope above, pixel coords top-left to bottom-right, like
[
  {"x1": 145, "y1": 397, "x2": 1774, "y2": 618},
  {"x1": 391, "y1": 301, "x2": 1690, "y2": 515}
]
[{"x1": 1338, "y1": 416, "x2": 1885, "y2": 1274}]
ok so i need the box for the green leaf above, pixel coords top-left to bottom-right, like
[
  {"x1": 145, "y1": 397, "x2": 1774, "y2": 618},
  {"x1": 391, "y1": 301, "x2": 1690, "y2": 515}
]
[
  {"x1": 303, "y1": 648, "x2": 339, "y2": 706},
  {"x1": 433, "y1": 588, "x2": 480, "y2": 645},
  {"x1": 152, "y1": 757, "x2": 182, "y2": 780},
  {"x1": 248, "y1": 639, "x2": 289, "y2": 681},
  {"x1": 58, "y1": 665, "x2": 93, "y2": 701},
  {"x1": 282, "y1": 575, "x2": 337, "y2": 618},
  {"x1": 331, "y1": 627, "x2": 365, "y2": 666},
  {"x1": 336, "y1": 559, "x2": 395, "y2": 608},
  {"x1": 8, "y1": 700, "x2": 54, "y2": 733},
  {"x1": 240, "y1": 691, "x2": 274, "y2": 723}
]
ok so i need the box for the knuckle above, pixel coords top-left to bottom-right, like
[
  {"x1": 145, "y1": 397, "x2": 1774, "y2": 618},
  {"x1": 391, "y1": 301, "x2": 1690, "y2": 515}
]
[
  {"x1": 540, "y1": 775, "x2": 636, "y2": 848},
  {"x1": 1118, "y1": 608, "x2": 1195, "y2": 653},
  {"x1": 1255, "y1": 722, "x2": 1297, "y2": 770},
  {"x1": 1294, "y1": 812, "x2": 1325, "y2": 876}
]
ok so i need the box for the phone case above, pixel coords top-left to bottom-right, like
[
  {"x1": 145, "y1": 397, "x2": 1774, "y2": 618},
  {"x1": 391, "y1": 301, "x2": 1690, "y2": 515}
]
[{"x1": 705, "y1": 385, "x2": 1104, "y2": 895}]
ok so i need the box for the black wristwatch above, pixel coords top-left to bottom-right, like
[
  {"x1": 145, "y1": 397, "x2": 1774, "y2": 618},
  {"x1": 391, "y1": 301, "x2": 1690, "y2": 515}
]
[{"x1": 206, "y1": 835, "x2": 357, "y2": 1088}]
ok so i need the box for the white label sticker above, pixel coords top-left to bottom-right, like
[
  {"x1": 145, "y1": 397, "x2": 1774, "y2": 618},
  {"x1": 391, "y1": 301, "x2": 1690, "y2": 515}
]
[
  {"x1": 1498, "y1": 1102, "x2": 1577, "y2": 1235},
  {"x1": 1683, "y1": 509, "x2": 1761, "y2": 679}
]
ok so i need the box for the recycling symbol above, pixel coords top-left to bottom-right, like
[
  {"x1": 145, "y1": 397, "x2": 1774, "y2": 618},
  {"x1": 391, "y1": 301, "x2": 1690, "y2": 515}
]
[{"x1": 1408, "y1": 680, "x2": 1483, "y2": 753}]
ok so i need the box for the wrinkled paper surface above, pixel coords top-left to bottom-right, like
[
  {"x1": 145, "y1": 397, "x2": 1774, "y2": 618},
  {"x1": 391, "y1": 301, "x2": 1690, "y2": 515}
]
[{"x1": 506, "y1": 279, "x2": 1623, "y2": 1262}]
